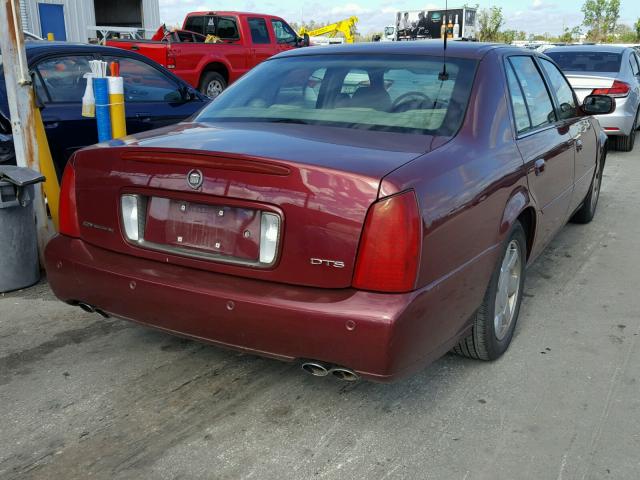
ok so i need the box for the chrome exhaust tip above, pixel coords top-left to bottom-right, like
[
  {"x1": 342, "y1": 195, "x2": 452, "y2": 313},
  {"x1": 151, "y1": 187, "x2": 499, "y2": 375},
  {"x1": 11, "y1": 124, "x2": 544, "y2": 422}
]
[
  {"x1": 94, "y1": 308, "x2": 110, "y2": 319},
  {"x1": 77, "y1": 302, "x2": 95, "y2": 314},
  {"x1": 301, "y1": 361, "x2": 330, "y2": 377},
  {"x1": 330, "y1": 367, "x2": 359, "y2": 382}
]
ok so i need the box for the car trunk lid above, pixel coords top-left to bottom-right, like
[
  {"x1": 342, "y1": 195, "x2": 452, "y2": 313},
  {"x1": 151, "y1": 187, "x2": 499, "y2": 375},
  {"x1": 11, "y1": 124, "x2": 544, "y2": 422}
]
[
  {"x1": 73, "y1": 122, "x2": 431, "y2": 288},
  {"x1": 564, "y1": 72, "x2": 616, "y2": 102}
]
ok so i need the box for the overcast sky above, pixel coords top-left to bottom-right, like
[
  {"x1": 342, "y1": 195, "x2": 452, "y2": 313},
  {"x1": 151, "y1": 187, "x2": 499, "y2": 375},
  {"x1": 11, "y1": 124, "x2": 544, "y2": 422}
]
[{"x1": 159, "y1": 0, "x2": 640, "y2": 36}]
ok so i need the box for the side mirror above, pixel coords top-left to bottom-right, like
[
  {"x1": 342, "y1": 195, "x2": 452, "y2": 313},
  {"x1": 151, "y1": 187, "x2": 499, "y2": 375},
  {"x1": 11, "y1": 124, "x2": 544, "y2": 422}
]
[
  {"x1": 582, "y1": 94, "x2": 615, "y2": 115},
  {"x1": 298, "y1": 33, "x2": 310, "y2": 48}
]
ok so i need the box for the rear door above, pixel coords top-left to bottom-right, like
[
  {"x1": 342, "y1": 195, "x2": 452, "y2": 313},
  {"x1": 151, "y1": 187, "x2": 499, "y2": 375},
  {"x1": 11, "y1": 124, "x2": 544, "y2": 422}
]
[
  {"x1": 247, "y1": 17, "x2": 274, "y2": 67},
  {"x1": 505, "y1": 55, "x2": 575, "y2": 251},
  {"x1": 538, "y1": 57, "x2": 597, "y2": 212},
  {"x1": 100, "y1": 54, "x2": 205, "y2": 132},
  {"x1": 32, "y1": 54, "x2": 97, "y2": 177}
]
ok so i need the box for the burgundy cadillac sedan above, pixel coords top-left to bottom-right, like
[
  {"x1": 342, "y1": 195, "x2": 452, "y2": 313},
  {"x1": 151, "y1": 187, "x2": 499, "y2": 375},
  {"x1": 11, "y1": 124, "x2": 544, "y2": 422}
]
[{"x1": 45, "y1": 42, "x2": 614, "y2": 382}]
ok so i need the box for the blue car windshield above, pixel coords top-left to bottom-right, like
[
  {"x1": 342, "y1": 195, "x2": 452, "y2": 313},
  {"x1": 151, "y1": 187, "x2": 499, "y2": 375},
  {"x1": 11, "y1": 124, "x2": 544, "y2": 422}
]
[{"x1": 196, "y1": 54, "x2": 477, "y2": 135}]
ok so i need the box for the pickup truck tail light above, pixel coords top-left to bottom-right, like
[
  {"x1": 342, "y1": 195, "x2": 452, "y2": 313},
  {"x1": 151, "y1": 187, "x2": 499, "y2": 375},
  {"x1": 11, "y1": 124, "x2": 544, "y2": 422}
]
[
  {"x1": 592, "y1": 80, "x2": 630, "y2": 98},
  {"x1": 353, "y1": 190, "x2": 421, "y2": 293},
  {"x1": 59, "y1": 161, "x2": 80, "y2": 238},
  {"x1": 167, "y1": 51, "x2": 176, "y2": 69}
]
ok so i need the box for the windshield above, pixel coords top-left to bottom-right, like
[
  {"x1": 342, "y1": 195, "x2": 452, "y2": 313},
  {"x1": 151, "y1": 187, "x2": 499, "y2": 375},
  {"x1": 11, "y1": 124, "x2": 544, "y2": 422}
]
[
  {"x1": 195, "y1": 54, "x2": 477, "y2": 135},
  {"x1": 546, "y1": 51, "x2": 622, "y2": 73}
]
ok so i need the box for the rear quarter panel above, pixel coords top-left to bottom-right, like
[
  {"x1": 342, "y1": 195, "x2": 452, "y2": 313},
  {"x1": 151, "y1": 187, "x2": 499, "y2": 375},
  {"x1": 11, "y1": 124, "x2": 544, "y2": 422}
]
[{"x1": 381, "y1": 49, "x2": 528, "y2": 357}]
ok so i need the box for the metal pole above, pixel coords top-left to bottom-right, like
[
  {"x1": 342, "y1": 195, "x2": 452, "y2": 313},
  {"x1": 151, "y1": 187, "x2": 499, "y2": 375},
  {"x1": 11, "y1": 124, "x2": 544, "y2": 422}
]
[{"x1": 0, "y1": 0, "x2": 53, "y2": 257}]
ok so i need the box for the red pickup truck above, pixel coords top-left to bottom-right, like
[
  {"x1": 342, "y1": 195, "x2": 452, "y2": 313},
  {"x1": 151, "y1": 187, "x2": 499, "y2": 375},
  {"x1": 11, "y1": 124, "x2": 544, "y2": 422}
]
[{"x1": 106, "y1": 11, "x2": 307, "y2": 98}]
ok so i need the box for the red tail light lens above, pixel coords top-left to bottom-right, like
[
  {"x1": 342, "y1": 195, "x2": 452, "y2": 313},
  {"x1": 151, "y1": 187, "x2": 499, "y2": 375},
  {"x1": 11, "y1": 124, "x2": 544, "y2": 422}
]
[
  {"x1": 58, "y1": 161, "x2": 80, "y2": 238},
  {"x1": 353, "y1": 190, "x2": 421, "y2": 293},
  {"x1": 592, "y1": 80, "x2": 630, "y2": 98},
  {"x1": 167, "y1": 52, "x2": 176, "y2": 69}
]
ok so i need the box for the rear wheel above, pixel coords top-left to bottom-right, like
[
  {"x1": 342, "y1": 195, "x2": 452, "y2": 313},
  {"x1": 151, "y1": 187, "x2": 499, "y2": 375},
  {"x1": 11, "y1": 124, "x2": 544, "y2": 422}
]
[
  {"x1": 571, "y1": 156, "x2": 603, "y2": 224},
  {"x1": 614, "y1": 112, "x2": 637, "y2": 152},
  {"x1": 199, "y1": 71, "x2": 227, "y2": 99},
  {"x1": 453, "y1": 222, "x2": 526, "y2": 361}
]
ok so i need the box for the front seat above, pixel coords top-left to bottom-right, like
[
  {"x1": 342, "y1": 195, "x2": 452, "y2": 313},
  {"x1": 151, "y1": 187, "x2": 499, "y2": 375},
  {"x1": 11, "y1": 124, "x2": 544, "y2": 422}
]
[{"x1": 350, "y1": 86, "x2": 392, "y2": 111}]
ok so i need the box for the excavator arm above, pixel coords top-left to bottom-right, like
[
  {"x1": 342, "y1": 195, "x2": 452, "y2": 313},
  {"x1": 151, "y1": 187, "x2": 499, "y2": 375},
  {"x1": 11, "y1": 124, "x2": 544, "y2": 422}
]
[{"x1": 299, "y1": 17, "x2": 359, "y2": 43}]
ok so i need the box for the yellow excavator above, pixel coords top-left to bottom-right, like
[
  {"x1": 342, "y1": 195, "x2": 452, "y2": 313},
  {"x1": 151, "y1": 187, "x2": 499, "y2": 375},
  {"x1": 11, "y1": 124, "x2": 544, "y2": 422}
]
[{"x1": 298, "y1": 17, "x2": 359, "y2": 44}]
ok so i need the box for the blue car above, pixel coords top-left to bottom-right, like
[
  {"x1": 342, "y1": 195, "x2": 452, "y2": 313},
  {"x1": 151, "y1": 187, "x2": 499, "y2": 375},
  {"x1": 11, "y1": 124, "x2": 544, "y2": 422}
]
[{"x1": 0, "y1": 42, "x2": 209, "y2": 177}]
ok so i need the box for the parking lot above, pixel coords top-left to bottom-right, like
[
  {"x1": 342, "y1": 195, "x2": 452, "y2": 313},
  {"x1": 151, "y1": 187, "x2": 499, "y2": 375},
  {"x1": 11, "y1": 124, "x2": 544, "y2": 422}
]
[{"x1": 1, "y1": 146, "x2": 639, "y2": 479}]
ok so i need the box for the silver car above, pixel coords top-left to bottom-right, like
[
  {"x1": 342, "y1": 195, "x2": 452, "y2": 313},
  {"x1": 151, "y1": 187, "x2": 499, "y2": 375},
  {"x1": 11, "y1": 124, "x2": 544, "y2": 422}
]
[{"x1": 546, "y1": 45, "x2": 640, "y2": 151}]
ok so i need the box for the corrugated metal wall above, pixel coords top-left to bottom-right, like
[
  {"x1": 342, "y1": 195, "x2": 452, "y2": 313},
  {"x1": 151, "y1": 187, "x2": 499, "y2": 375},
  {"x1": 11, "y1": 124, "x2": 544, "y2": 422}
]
[
  {"x1": 21, "y1": 0, "x2": 159, "y2": 42},
  {"x1": 19, "y1": 0, "x2": 29, "y2": 32},
  {"x1": 141, "y1": 0, "x2": 160, "y2": 34}
]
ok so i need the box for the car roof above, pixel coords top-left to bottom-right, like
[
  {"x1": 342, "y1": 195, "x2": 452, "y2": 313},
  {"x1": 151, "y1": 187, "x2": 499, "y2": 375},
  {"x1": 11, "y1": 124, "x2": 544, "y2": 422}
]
[
  {"x1": 276, "y1": 41, "x2": 514, "y2": 60},
  {"x1": 545, "y1": 45, "x2": 631, "y2": 54},
  {"x1": 24, "y1": 41, "x2": 130, "y2": 57},
  {"x1": 185, "y1": 11, "x2": 283, "y2": 19}
]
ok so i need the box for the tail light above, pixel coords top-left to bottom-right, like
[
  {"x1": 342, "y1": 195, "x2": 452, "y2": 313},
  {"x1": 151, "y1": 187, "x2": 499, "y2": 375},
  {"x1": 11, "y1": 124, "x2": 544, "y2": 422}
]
[
  {"x1": 58, "y1": 160, "x2": 80, "y2": 238},
  {"x1": 353, "y1": 190, "x2": 421, "y2": 293},
  {"x1": 592, "y1": 80, "x2": 630, "y2": 98},
  {"x1": 167, "y1": 51, "x2": 176, "y2": 69}
]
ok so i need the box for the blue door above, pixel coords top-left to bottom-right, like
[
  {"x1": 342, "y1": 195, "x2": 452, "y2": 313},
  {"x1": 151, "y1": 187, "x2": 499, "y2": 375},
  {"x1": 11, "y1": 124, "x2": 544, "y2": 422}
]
[{"x1": 38, "y1": 4, "x2": 67, "y2": 41}]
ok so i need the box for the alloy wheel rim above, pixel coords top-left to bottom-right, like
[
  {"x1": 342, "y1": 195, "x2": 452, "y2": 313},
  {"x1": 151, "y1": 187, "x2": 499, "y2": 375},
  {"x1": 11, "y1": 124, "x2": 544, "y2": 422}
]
[
  {"x1": 494, "y1": 240, "x2": 522, "y2": 341},
  {"x1": 206, "y1": 80, "x2": 223, "y2": 98}
]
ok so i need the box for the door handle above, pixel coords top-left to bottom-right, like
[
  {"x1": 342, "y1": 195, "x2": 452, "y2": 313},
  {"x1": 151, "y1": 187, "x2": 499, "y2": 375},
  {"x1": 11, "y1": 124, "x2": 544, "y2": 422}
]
[
  {"x1": 135, "y1": 113, "x2": 152, "y2": 122},
  {"x1": 575, "y1": 139, "x2": 584, "y2": 152},
  {"x1": 534, "y1": 158, "x2": 546, "y2": 176}
]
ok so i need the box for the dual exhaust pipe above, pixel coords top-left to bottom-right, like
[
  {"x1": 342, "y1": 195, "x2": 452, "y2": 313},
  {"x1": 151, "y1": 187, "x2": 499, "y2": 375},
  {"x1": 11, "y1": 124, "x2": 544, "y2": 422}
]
[
  {"x1": 76, "y1": 302, "x2": 357, "y2": 382},
  {"x1": 76, "y1": 302, "x2": 110, "y2": 319},
  {"x1": 301, "y1": 361, "x2": 359, "y2": 382}
]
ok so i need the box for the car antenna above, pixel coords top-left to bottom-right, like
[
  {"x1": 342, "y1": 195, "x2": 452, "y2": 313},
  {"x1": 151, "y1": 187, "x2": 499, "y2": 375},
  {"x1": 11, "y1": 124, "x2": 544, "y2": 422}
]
[{"x1": 438, "y1": 0, "x2": 449, "y2": 81}]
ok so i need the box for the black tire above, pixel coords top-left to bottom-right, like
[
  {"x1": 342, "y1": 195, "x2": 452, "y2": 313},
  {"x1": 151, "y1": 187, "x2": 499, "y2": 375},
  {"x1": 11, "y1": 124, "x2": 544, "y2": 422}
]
[
  {"x1": 453, "y1": 222, "x2": 527, "y2": 361},
  {"x1": 199, "y1": 71, "x2": 227, "y2": 99},
  {"x1": 614, "y1": 112, "x2": 637, "y2": 152},
  {"x1": 570, "y1": 155, "x2": 603, "y2": 224}
]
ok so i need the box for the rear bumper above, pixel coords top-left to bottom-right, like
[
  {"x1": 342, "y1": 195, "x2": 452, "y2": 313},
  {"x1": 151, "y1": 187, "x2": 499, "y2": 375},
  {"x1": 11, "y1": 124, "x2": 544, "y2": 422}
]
[
  {"x1": 595, "y1": 96, "x2": 637, "y2": 136},
  {"x1": 45, "y1": 236, "x2": 476, "y2": 382}
]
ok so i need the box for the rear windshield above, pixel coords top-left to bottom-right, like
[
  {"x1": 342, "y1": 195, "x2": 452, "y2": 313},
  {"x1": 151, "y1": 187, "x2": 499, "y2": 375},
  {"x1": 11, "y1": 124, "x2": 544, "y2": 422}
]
[
  {"x1": 195, "y1": 54, "x2": 477, "y2": 135},
  {"x1": 546, "y1": 51, "x2": 622, "y2": 73}
]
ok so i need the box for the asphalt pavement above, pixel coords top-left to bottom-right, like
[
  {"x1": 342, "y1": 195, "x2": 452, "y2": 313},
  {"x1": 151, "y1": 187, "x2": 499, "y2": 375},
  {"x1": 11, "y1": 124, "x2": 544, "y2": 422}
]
[{"x1": 1, "y1": 147, "x2": 639, "y2": 480}]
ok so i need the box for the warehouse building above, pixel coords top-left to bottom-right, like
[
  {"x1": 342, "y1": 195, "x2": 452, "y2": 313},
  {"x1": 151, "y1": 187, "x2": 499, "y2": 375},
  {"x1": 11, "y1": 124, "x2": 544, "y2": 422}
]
[{"x1": 19, "y1": 0, "x2": 160, "y2": 42}]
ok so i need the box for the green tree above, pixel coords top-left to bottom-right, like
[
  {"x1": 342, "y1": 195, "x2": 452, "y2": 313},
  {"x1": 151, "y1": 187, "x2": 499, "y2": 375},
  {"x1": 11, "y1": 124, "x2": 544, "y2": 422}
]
[
  {"x1": 635, "y1": 18, "x2": 640, "y2": 40},
  {"x1": 478, "y1": 6, "x2": 504, "y2": 42},
  {"x1": 581, "y1": 0, "x2": 620, "y2": 42},
  {"x1": 558, "y1": 26, "x2": 582, "y2": 43},
  {"x1": 498, "y1": 29, "x2": 517, "y2": 44},
  {"x1": 614, "y1": 24, "x2": 637, "y2": 43}
]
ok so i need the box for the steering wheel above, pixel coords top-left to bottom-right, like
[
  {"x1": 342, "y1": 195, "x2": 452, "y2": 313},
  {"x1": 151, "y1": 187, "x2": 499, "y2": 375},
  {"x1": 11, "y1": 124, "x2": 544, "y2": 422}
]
[{"x1": 391, "y1": 91, "x2": 433, "y2": 112}]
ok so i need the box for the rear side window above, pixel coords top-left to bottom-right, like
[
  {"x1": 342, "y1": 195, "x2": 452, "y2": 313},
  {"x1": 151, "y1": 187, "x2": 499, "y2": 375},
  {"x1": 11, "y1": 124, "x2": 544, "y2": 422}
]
[
  {"x1": 505, "y1": 62, "x2": 531, "y2": 133},
  {"x1": 102, "y1": 57, "x2": 179, "y2": 102},
  {"x1": 35, "y1": 56, "x2": 93, "y2": 103},
  {"x1": 508, "y1": 56, "x2": 556, "y2": 130},
  {"x1": 629, "y1": 53, "x2": 640, "y2": 76},
  {"x1": 217, "y1": 17, "x2": 239, "y2": 40},
  {"x1": 271, "y1": 19, "x2": 297, "y2": 45},
  {"x1": 248, "y1": 18, "x2": 270, "y2": 44},
  {"x1": 546, "y1": 51, "x2": 622, "y2": 73},
  {"x1": 539, "y1": 58, "x2": 577, "y2": 120}
]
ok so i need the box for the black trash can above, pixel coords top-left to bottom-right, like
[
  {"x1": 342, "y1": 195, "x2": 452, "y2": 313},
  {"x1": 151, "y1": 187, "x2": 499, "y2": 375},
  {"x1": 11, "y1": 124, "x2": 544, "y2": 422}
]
[{"x1": 0, "y1": 166, "x2": 45, "y2": 293}]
